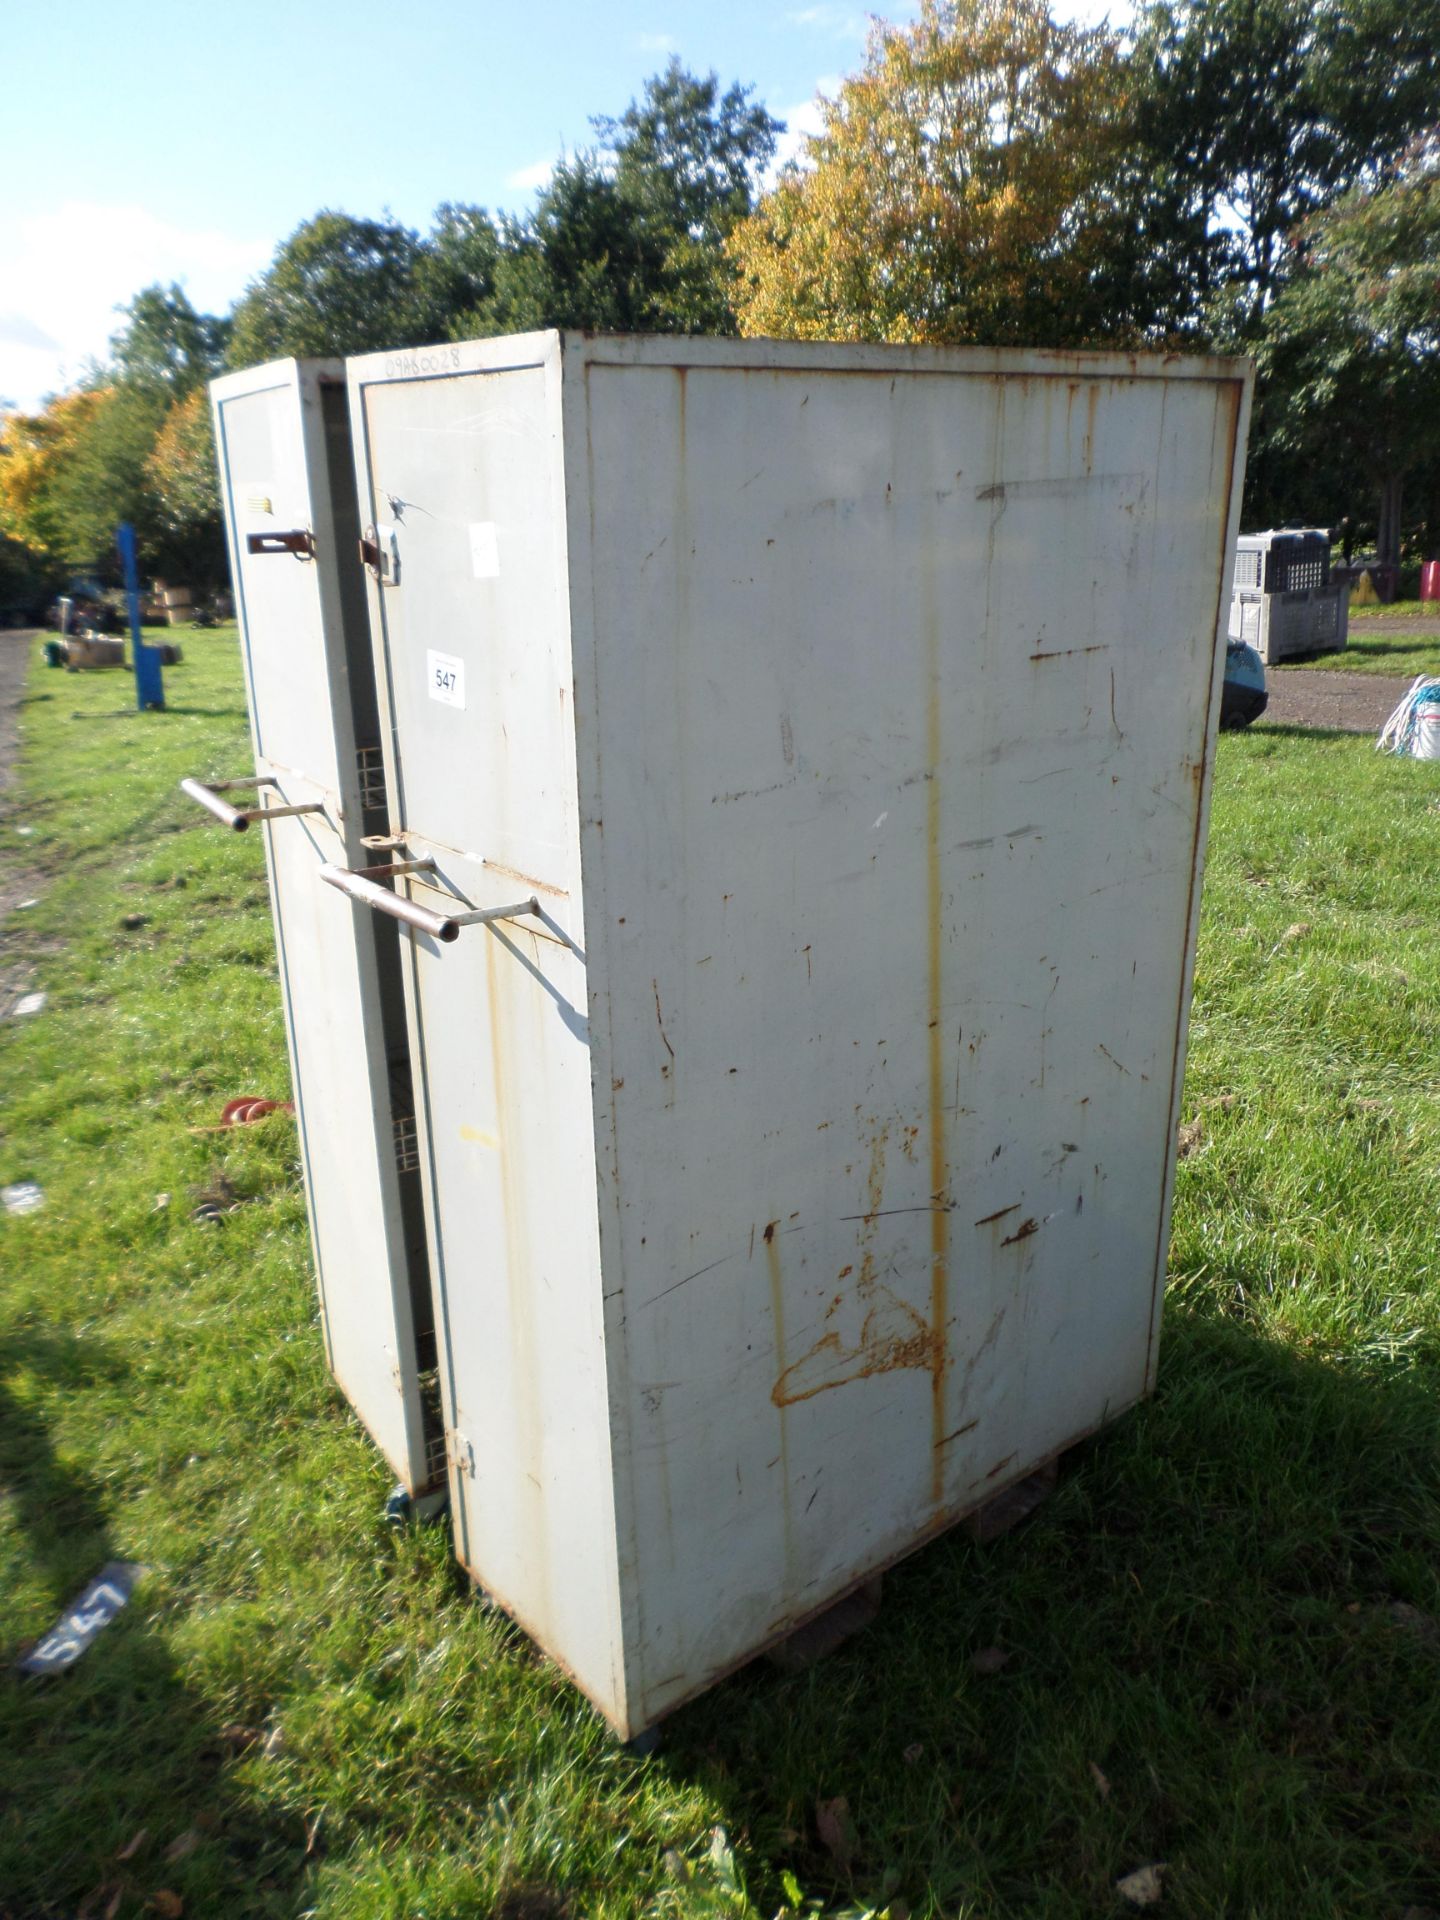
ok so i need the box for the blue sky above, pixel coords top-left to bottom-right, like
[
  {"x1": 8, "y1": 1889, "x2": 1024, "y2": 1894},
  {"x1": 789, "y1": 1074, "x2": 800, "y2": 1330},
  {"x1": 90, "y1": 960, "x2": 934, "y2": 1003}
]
[{"x1": 1, "y1": 0, "x2": 1122, "y2": 411}]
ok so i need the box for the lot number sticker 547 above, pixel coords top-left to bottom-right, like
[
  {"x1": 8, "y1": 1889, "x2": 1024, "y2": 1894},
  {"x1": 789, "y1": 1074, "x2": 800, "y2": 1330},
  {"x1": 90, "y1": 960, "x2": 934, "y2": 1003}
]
[{"x1": 427, "y1": 650, "x2": 466, "y2": 710}]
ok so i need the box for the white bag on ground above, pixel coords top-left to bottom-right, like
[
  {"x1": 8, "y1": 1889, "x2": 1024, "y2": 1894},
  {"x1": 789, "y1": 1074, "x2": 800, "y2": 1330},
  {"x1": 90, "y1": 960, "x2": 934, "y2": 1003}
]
[{"x1": 1376, "y1": 676, "x2": 1440, "y2": 758}]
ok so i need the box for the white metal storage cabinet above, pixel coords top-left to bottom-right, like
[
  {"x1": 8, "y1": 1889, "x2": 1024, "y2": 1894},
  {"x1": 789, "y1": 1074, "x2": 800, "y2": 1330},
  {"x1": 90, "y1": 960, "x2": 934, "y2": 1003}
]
[
  {"x1": 206, "y1": 358, "x2": 441, "y2": 1496},
  {"x1": 344, "y1": 332, "x2": 1252, "y2": 1739}
]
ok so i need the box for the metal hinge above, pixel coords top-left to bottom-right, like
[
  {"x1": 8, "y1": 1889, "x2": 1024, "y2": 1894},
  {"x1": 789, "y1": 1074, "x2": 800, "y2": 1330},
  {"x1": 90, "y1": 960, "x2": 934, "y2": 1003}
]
[{"x1": 360, "y1": 524, "x2": 400, "y2": 585}]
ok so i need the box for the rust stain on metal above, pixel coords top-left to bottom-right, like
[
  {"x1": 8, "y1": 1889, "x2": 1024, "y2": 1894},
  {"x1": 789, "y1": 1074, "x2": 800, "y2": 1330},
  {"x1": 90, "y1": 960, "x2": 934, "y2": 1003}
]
[
  {"x1": 926, "y1": 553, "x2": 951, "y2": 1502},
  {"x1": 651, "y1": 979, "x2": 675, "y2": 1060},
  {"x1": 771, "y1": 1309, "x2": 942, "y2": 1408},
  {"x1": 984, "y1": 1451, "x2": 1019, "y2": 1481},
  {"x1": 1030, "y1": 645, "x2": 1108, "y2": 662},
  {"x1": 766, "y1": 1225, "x2": 797, "y2": 1588},
  {"x1": 482, "y1": 856, "x2": 568, "y2": 899},
  {"x1": 936, "y1": 1417, "x2": 979, "y2": 1448},
  {"x1": 974, "y1": 1202, "x2": 1019, "y2": 1228},
  {"x1": 771, "y1": 1131, "x2": 941, "y2": 1408},
  {"x1": 999, "y1": 1217, "x2": 1039, "y2": 1247}
]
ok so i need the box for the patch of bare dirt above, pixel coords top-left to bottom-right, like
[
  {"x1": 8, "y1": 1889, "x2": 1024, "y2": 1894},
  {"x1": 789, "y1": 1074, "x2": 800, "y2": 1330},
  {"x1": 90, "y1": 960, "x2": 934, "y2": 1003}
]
[
  {"x1": 0, "y1": 630, "x2": 43, "y2": 1010},
  {"x1": 1261, "y1": 669, "x2": 1411, "y2": 735}
]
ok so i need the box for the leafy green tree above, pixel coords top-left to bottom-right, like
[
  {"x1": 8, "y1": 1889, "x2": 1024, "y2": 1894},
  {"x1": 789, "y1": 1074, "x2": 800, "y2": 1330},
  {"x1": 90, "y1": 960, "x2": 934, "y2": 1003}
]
[
  {"x1": 0, "y1": 391, "x2": 99, "y2": 558},
  {"x1": 599, "y1": 59, "x2": 783, "y2": 246},
  {"x1": 0, "y1": 528, "x2": 63, "y2": 617},
  {"x1": 1131, "y1": 0, "x2": 1440, "y2": 337},
  {"x1": 464, "y1": 159, "x2": 674, "y2": 336},
  {"x1": 0, "y1": 383, "x2": 165, "y2": 572},
  {"x1": 416, "y1": 204, "x2": 503, "y2": 324},
  {"x1": 728, "y1": 0, "x2": 1137, "y2": 348},
  {"x1": 1256, "y1": 138, "x2": 1440, "y2": 572},
  {"x1": 227, "y1": 212, "x2": 442, "y2": 367},
  {"x1": 109, "y1": 284, "x2": 229, "y2": 397},
  {"x1": 595, "y1": 59, "x2": 784, "y2": 333},
  {"x1": 461, "y1": 64, "x2": 783, "y2": 339},
  {"x1": 146, "y1": 388, "x2": 227, "y2": 585}
]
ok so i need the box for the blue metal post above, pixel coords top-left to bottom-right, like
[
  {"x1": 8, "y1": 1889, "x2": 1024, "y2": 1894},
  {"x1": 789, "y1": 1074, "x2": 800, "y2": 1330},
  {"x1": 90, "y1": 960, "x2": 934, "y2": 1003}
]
[{"x1": 118, "y1": 523, "x2": 164, "y2": 711}]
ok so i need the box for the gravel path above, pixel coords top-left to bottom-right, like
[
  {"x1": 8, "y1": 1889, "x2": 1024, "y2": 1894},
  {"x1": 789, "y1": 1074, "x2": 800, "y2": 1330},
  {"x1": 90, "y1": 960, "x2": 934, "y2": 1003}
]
[
  {"x1": 1261, "y1": 668, "x2": 1411, "y2": 736},
  {"x1": 0, "y1": 629, "x2": 33, "y2": 800},
  {"x1": 0, "y1": 631, "x2": 39, "y2": 1014}
]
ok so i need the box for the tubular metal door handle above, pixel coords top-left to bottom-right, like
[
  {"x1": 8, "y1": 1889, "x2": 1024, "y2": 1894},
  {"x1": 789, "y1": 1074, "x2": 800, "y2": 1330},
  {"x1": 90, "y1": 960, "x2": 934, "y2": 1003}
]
[
  {"x1": 317, "y1": 859, "x2": 540, "y2": 944},
  {"x1": 180, "y1": 776, "x2": 324, "y2": 833}
]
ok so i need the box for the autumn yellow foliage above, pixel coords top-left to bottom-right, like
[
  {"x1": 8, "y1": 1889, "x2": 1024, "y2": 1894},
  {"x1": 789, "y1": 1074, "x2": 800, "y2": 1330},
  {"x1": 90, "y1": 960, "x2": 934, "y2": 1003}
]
[
  {"x1": 0, "y1": 388, "x2": 115, "y2": 555},
  {"x1": 146, "y1": 388, "x2": 220, "y2": 536},
  {"x1": 727, "y1": 0, "x2": 1136, "y2": 348}
]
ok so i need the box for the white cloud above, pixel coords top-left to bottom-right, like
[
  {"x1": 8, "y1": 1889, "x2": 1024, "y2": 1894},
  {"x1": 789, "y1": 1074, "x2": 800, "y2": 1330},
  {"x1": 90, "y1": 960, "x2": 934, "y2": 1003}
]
[
  {"x1": 0, "y1": 314, "x2": 60, "y2": 353},
  {"x1": 769, "y1": 77, "x2": 844, "y2": 179},
  {"x1": 506, "y1": 158, "x2": 556, "y2": 194},
  {"x1": 636, "y1": 31, "x2": 677, "y2": 51},
  {"x1": 785, "y1": 4, "x2": 867, "y2": 36},
  {"x1": 0, "y1": 201, "x2": 269, "y2": 413}
]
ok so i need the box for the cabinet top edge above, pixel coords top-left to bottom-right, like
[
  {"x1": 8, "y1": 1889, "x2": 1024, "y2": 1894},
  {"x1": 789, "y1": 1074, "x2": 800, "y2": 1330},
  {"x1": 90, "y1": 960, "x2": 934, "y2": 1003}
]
[{"x1": 339, "y1": 329, "x2": 1253, "y2": 392}]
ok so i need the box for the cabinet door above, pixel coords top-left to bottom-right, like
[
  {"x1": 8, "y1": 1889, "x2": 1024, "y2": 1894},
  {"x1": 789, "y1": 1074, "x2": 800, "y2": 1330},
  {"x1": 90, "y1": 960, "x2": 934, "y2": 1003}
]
[
  {"x1": 212, "y1": 359, "x2": 434, "y2": 1492},
  {"x1": 346, "y1": 339, "x2": 623, "y2": 1726}
]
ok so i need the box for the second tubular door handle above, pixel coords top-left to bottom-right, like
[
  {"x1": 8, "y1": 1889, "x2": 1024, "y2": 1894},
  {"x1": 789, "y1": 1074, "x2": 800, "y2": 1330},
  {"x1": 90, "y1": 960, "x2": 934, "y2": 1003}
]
[{"x1": 181, "y1": 776, "x2": 325, "y2": 833}]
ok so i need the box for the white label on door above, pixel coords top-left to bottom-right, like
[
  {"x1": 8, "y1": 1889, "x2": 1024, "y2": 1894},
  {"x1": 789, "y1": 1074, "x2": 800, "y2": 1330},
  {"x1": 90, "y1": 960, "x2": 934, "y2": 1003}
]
[
  {"x1": 469, "y1": 521, "x2": 500, "y2": 579},
  {"x1": 427, "y1": 650, "x2": 466, "y2": 709}
]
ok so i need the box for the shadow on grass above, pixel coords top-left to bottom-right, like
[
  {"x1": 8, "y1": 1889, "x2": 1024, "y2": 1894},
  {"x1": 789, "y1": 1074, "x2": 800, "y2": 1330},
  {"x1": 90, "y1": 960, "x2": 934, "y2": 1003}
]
[
  {"x1": 0, "y1": 1326, "x2": 314, "y2": 1919},
  {"x1": 1247, "y1": 721, "x2": 1366, "y2": 743},
  {"x1": 0, "y1": 1326, "x2": 118, "y2": 1610},
  {"x1": 8, "y1": 1305, "x2": 1440, "y2": 1918},
  {"x1": 63, "y1": 706, "x2": 250, "y2": 722},
  {"x1": 1343, "y1": 636, "x2": 1440, "y2": 655},
  {"x1": 657, "y1": 1305, "x2": 1440, "y2": 1917}
]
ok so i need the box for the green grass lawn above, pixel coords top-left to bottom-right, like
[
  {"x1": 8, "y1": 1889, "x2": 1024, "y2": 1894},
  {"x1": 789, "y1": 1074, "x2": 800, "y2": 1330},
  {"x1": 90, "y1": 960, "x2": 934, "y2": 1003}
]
[
  {"x1": 1279, "y1": 602, "x2": 1440, "y2": 678},
  {"x1": 1350, "y1": 600, "x2": 1435, "y2": 621},
  {"x1": 5, "y1": 635, "x2": 1440, "y2": 1918}
]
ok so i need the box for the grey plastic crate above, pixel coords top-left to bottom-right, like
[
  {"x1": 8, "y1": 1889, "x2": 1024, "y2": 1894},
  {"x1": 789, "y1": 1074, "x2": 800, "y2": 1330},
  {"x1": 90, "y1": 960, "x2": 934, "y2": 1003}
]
[{"x1": 1230, "y1": 529, "x2": 1348, "y2": 663}]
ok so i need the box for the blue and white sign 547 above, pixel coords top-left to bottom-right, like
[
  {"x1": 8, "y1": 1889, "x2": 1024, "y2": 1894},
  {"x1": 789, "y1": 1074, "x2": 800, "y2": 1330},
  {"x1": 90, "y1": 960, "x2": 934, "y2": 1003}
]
[
  {"x1": 426, "y1": 649, "x2": 466, "y2": 710},
  {"x1": 17, "y1": 1562, "x2": 146, "y2": 1674}
]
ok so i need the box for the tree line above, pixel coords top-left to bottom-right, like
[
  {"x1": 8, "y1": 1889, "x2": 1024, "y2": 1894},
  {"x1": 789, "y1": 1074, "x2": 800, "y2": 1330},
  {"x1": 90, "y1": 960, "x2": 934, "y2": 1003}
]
[{"x1": 2, "y1": 0, "x2": 1437, "y2": 607}]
